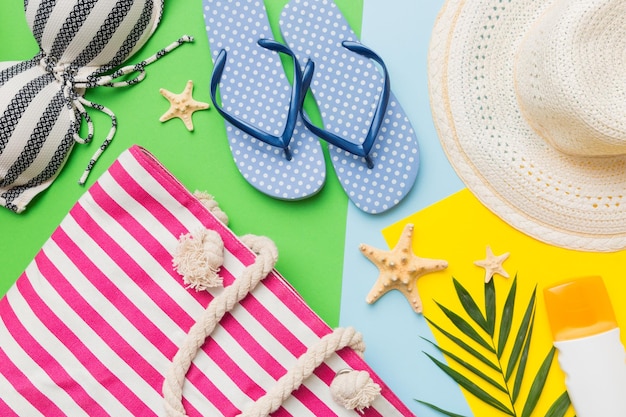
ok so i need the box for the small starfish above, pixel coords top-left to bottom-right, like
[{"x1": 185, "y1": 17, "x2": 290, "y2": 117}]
[
  {"x1": 159, "y1": 80, "x2": 209, "y2": 131},
  {"x1": 360, "y1": 223, "x2": 448, "y2": 314},
  {"x1": 474, "y1": 245, "x2": 510, "y2": 283}
]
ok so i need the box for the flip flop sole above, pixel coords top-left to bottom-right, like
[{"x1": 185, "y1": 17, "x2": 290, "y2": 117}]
[
  {"x1": 204, "y1": 0, "x2": 326, "y2": 200},
  {"x1": 280, "y1": 0, "x2": 420, "y2": 213}
]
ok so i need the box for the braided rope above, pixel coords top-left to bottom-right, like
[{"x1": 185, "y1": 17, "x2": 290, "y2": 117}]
[
  {"x1": 238, "y1": 327, "x2": 366, "y2": 417},
  {"x1": 163, "y1": 234, "x2": 278, "y2": 417},
  {"x1": 193, "y1": 191, "x2": 229, "y2": 225},
  {"x1": 163, "y1": 196, "x2": 374, "y2": 416}
]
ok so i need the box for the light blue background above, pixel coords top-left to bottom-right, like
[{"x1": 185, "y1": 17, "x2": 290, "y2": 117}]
[{"x1": 339, "y1": 1, "x2": 470, "y2": 415}]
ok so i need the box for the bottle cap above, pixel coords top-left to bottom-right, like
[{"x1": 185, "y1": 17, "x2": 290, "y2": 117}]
[{"x1": 544, "y1": 276, "x2": 618, "y2": 341}]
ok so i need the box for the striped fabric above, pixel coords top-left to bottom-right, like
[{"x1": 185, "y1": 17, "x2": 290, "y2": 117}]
[
  {"x1": 0, "y1": 0, "x2": 163, "y2": 213},
  {"x1": 0, "y1": 146, "x2": 415, "y2": 417}
]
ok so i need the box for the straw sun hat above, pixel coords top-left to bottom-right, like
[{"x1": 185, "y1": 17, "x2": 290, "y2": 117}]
[{"x1": 429, "y1": 0, "x2": 626, "y2": 252}]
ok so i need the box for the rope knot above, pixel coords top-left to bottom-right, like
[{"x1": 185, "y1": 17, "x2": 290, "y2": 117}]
[
  {"x1": 40, "y1": 54, "x2": 80, "y2": 93},
  {"x1": 330, "y1": 369, "x2": 381, "y2": 412},
  {"x1": 39, "y1": 55, "x2": 83, "y2": 113},
  {"x1": 38, "y1": 57, "x2": 98, "y2": 150},
  {"x1": 40, "y1": 54, "x2": 59, "y2": 75},
  {"x1": 172, "y1": 228, "x2": 225, "y2": 291}
]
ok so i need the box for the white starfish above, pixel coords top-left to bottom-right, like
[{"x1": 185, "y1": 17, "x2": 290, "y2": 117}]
[{"x1": 474, "y1": 245, "x2": 510, "y2": 283}]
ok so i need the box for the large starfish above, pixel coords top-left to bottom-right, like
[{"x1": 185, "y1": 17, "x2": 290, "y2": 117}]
[
  {"x1": 159, "y1": 80, "x2": 209, "y2": 131},
  {"x1": 360, "y1": 223, "x2": 448, "y2": 314},
  {"x1": 474, "y1": 245, "x2": 510, "y2": 283}
]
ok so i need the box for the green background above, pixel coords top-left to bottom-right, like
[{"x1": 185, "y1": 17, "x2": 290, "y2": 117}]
[{"x1": 0, "y1": 0, "x2": 363, "y2": 327}]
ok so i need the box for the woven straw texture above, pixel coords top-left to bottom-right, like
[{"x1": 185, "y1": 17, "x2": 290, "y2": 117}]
[{"x1": 429, "y1": 0, "x2": 626, "y2": 252}]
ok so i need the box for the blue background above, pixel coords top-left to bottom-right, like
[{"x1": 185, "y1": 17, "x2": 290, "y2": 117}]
[{"x1": 340, "y1": 1, "x2": 471, "y2": 415}]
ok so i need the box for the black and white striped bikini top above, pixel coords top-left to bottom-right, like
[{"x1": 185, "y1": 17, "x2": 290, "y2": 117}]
[{"x1": 0, "y1": 0, "x2": 190, "y2": 213}]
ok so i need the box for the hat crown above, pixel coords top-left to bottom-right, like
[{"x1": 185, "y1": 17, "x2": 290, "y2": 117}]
[{"x1": 515, "y1": 0, "x2": 626, "y2": 156}]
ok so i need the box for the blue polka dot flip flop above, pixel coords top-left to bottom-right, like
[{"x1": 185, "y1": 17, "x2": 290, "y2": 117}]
[
  {"x1": 203, "y1": 0, "x2": 326, "y2": 200},
  {"x1": 280, "y1": 0, "x2": 420, "y2": 214}
]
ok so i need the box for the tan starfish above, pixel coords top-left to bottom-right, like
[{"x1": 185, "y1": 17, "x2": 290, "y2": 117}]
[
  {"x1": 474, "y1": 245, "x2": 510, "y2": 283},
  {"x1": 359, "y1": 223, "x2": 448, "y2": 314},
  {"x1": 159, "y1": 80, "x2": 209, "y2": 131}
]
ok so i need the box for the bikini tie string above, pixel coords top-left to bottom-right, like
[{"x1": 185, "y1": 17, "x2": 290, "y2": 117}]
[{"x1": 40, "y1": 35, "x2": 193, "y2": 185}]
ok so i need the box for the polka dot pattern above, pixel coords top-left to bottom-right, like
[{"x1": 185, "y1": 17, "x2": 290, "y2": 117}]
[
  {"x1": 203, "y1": 0, "x2": 326, "y2": 200},
  {"x1": 280, "y1": 0, "x2": 420, "y2": 213}
]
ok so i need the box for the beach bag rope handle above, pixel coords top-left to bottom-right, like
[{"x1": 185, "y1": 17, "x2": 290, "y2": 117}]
[{"x1": 162, "y1": 193, "x2": 381, "y2": 416}]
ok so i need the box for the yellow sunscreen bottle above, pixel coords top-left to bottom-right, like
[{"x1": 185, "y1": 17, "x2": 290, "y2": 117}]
[{"x1": 544, "y1": 276, "x2": 626, "y2": 417}]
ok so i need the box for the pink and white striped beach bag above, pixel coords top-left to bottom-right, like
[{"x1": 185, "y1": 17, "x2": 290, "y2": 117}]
[{"x1": 0, "y1": 145, "x2": 415, "y2": 417}]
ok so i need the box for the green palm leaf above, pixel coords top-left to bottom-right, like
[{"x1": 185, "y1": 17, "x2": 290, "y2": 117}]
[
  {"x1": 422, "y1": 275, "x2": 571, "y2": 417},
  {"x1": 485, "y1": 279, "x2": 496, "y2": 337},
  {"x1": 425, "y1": 353, "x2": 514, "y2": 416},
  {"x1": 545, "y1": 392, "x2": 572, "y2": 417},
  {"x1": 521, "y1": 347, "x2": 556, "y2": 417},
  {"x1": 512, "y1": 313, "x2": 535, "y2": 402},
  {"x1": 425, "y1": 319, "x2": 500, "y2": 371},
  {"x1": 453, "y1": 277, "x2": 490, "y2": 334},
  {"x1": 422, "y1": 338, "x2": 507, "y2": 393},
  {"x1": 506, "y1": 287, "x2": 537, "y2": 381},
  {"x1": 435, "y1": 301, "x2": 496, "y2": 353},
  {"x1": 416, "y1": 400, "x2": 468, "y2": 417},
  {"x1": 497, "y1": 276, "x2": 517, "y2": 358}
]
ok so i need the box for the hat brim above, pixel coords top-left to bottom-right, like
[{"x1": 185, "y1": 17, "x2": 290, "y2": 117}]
[{"x1": 428, "y1": 0, "x2": 626, "y2": 252}]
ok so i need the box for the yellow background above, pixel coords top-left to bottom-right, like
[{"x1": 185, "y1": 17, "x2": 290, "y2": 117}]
[{"x1": 384, "y1": 188, "x2": 626, "y2": 416}]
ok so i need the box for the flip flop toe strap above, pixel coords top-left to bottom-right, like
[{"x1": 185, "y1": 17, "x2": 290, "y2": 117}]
[
  {"x1": 210, "y1": 39, "x2": 304, "y2": 161},
  {"x1": 300, "y1": 41, "x2": 390, "y2": 170}
]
